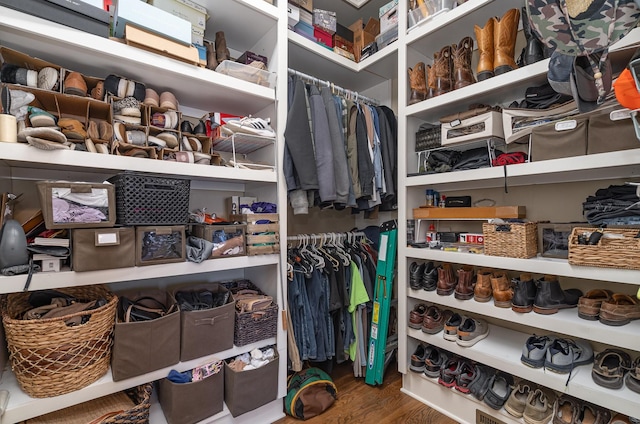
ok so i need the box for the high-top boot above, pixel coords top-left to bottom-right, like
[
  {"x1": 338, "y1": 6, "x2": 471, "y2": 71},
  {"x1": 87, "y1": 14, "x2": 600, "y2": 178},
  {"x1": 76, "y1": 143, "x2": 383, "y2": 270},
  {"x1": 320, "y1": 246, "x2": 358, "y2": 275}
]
[
  {"x1": 473, "y1": 269, "x2": 493, "y2": 302},
  {"x1": 474, "y1": 18, "x2": 494, "y2": 81},
  {"x1": 452, "y1": 36, "x2": 476, "y2": 90},
  {"x1": 408, "y1": 62, "x2": 427, "y2": 105},
  {"x1": 436, "y1": 263, "x2": 457, "y2": 296},
  {"x1": 205, "y1": 40, "x2": 219, "y2": 71},
  {"x1": 421, "y1": 261, "x2": 438, "y2": 291},
  {"x1": 519, "y1": 6, "x2": 544, "y2": 66},
  {"x1": 490, "y1": 271, "x2": 512, "y2": 308},
  {"x1": 511, "y1": 273, "x2": 536, "y2": 313},
  {"x1": 426, "y1": 64, "x2": 436, "y2": 99},
  {"x1": 533, "y1": 275, "x2": 583, "y2": 315},
  {"x1": 454, "y1": 265, "x2": 476, "y2": 300},
  {"x1": 493, "y1": 8, "x2": 520, "y2": 76},
  {"x1": 215, "y1": 31, "x2": 231, "y2": 64},
  {"x1": 433, "y1": 45, "x2": 453, "y2": 97}
]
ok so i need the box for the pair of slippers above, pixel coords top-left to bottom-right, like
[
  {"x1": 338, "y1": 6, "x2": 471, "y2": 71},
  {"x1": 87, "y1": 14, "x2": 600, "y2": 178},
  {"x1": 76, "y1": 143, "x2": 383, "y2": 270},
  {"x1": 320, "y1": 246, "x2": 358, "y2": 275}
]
[
  {"x1": 143, "y1": 89, "x2": 179, "y2": 110},
  {"x1": 151, "y1": 111, "x2": 178, "y2": 130},
  {"x1": 104, "y1": 74, "x2": 145, "y2": 102}
]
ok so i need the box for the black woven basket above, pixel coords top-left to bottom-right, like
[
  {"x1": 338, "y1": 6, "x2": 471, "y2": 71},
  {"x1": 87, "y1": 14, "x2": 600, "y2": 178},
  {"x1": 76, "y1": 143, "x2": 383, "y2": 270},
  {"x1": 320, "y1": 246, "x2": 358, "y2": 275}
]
[
  {"x1": 220, "y1": 279, "x2": 278, "y2": 347},
  {"x1": 415, "y1": 125, "x2": 441, "y2": 152},
  {"x1": 108, "y1": 173, "x2": 190, "y2": 225}
]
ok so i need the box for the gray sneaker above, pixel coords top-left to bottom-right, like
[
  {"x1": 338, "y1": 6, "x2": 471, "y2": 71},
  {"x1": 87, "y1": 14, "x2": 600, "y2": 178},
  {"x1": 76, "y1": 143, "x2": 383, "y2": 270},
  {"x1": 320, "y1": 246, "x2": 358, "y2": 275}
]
[
  {"x1": 456, "y1": 317, "x2": 489, "y2": 347},
  {"x1": 521, "y1": 335, "x2": 555, "y2": 368},
  {"x1": 504, "y1": 381, "x2": 535, "y2": 418},
  {"x1": 545, "y1": 338, "x2": 594, "y2": 374}
]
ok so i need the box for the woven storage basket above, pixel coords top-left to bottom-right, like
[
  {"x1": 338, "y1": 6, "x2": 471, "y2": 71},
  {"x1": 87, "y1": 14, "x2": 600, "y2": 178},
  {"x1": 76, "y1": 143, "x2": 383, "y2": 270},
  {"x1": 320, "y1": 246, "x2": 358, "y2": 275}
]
[
  {"x1": 568, "y1": 227, "x2": 640, "y2": 270},
  {"x1": 483, "y1": 222, "x2": 538, "y2": 259},
  {"x1": 220, "y1": 279, "x2": 278, "y2": 347},
  {"x1": 1, "y1": 285, "x2": 118, "y2": 398},
  {"x1": 23, "y1": 383, "x2": 152, "y2": 424}
]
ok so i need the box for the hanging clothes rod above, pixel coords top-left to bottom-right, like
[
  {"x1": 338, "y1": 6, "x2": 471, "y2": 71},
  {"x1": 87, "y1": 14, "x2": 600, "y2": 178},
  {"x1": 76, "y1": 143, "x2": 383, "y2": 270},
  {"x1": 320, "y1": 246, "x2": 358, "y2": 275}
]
[
  {"x1": 287, "y1": 231, "x2": 368, "y2": 244},
  {"x1": 287, "y1": 68, "x2": 380, "y2": 106}
]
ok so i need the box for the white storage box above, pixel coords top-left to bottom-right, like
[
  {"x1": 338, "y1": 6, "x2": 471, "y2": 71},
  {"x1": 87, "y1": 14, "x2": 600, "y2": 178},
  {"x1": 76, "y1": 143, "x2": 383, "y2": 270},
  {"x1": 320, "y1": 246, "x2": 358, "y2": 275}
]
[
  {"x1": 379, "y1": 0, "x2": 398, "y2": 34},
  {"x1": 149, "y1": 0, "x2": 208, "y2": 30},
  {"x1": 502, "y1": 101, "x2": 578, "y2": 144},
  {"x1": 288, "y1": 4, "x2": 300, "y2": 28},
  {"x1": 114, "y1": 0, "x2": 192, "y2": 45},
  {"x1": 192, "y1": 26, "x2": 204, "y2": 45},
  {"x1": 441, "y1": 111, "x2": 504, "y2": 146}
]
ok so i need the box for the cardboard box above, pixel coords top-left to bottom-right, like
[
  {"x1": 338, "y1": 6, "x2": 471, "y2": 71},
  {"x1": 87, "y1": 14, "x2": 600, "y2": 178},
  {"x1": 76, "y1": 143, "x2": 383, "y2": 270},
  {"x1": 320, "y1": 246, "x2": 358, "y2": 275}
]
[
  {"x1": 149, "y1": 0, "x2": 208, "y2": 30},
  {"x1": 114, "y1": 0, "x2": 192, "y2": 45},
  {"x1": 349, "y1": 18, "x2": 379, "y2": 62},
  {"x1": 289, "y1": 0, "x2": 312, "y2": 12},
  {"x1": 313, "y1": 8, "x2": 337, "y2": 34},
  {"x1": 225, "y1": 351, "x2": 279, "y2": 417},
  {"x1": 314, "y1": 26, "x2": 334, "y2": 48},
  {"x1": 124, "y1": 24, "x2": 199, "y2": 65}
]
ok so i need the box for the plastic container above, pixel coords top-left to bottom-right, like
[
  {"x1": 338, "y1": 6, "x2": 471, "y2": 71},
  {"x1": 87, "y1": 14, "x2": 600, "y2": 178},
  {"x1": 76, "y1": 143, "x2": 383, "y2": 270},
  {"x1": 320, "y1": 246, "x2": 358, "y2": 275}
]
[{"x1": 215, "y1": 60, "x2": 276, "y2": 88}]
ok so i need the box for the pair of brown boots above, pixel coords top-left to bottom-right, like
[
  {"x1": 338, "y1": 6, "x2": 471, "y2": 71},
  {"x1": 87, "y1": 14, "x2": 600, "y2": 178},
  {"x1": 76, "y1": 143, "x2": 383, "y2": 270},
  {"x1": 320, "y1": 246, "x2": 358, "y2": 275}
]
[
  {"x1": 205, "y1": 31, "x2": 231, "y2": 71},
  {"x1": 408, "y1": 35, "x2": 476, "y2": 105},
  {"x1": 474, "y1": 8, "x2": 520, "y2": 81},
  {"x1": 473, "y1": 269, "x2": 520, "y2": 308}
]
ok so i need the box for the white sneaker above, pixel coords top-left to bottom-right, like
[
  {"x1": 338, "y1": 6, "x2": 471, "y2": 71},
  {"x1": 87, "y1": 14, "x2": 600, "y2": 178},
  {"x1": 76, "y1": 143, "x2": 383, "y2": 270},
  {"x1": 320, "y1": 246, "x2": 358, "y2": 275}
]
[{"x1": 223, "y1": 116, "x2": 275, "y2": 138}]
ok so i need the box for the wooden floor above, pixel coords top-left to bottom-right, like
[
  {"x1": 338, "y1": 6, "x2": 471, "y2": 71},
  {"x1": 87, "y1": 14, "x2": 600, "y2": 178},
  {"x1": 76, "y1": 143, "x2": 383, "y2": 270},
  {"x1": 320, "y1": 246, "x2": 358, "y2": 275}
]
[{"x1": 274, "y1": 362, "x2": 457, "y2": 424}]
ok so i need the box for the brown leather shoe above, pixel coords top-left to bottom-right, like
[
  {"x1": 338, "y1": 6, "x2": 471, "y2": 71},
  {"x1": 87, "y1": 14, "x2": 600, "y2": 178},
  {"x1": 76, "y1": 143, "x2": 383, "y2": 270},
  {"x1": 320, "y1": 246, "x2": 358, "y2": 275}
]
[
  {"x1": 577, "y1": 289, "x2": 612, "y2": 321},
  {"x1": 491, "y1": 271, "x2": 512, "y2": 308},
  {"x1": 58, "y1": 118, "x2": 87, "y2": 140},
  {"x1": 493, "y1": 8, "x2": 520, "y2": 76},
  {"x1": 433, "y1": 45, "x2": 453, "y2": 97},
  {"x1": 421, "y1": 306, "x2": 452, "y2": 334},
  {"x1": 63, "y1": 71, "x2": 87, "y2": 97},
  {"x1": 454, "y1": 265, "x2": 476, "y2": 300},
  {"x1": 409, "y1": 303, "x2": 428, "y2": 329},
  {"x1": 408, "y1": 62, "x2": 427, "y2": 105},
  {"x1": 452, "y1": 36, "x2": 476, "y2": 90},
  {"x1": 474, "y1": 17, "x2": 494, "y2": 81},
  {"x1": 599, "y1": 293, "x2": 640, "y2": 326},
  {"x1": 436, "y1": 263, "x2": 457, "y2": 296},
  {"x1": 90, "y1": 81, "x2": 104, "y2": 100},
  {"x1": 474, "y1": 269, "x2": 493, "y2": 302},
  {"x1": 86, "y1": 120, "x2": 99, "y2": 140}
]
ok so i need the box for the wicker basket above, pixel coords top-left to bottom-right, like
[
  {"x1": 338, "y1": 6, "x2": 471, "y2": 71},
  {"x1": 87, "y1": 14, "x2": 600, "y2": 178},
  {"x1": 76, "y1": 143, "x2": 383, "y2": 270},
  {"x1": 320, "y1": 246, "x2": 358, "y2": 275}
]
[
  {"x1": 23, "y1": 383, "x2": 152, "y2": 424},
  {"x1": 2, "y1": 285, "x2": 118, "y2": 398},
  {"x1": 415, "y1": 125, "x2": 441, "y2": 152},
  {"x1": 220, "y1": 279, "x2": 278, "y2": 347},
  {"x1": 568, "y1": 227, "x2": 640, "y2": 270},
  {"x1": 483, "y1": 222, "x2": 538, "y2": 259}
]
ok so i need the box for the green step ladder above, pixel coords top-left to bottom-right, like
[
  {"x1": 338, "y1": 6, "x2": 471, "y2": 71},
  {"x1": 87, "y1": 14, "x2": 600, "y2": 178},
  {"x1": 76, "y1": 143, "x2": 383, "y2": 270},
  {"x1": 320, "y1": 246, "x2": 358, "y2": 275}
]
[{"x1": 365, "y1": 220, "x2": 397, "y2": 386}]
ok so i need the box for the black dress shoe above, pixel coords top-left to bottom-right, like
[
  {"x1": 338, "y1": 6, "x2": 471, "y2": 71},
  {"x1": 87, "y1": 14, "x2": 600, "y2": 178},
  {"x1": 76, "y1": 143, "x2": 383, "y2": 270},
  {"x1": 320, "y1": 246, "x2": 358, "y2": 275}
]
[
  {"x1": 180, "y1": 120, "x2": 193, "y2": 134},
  {"x1": 409, "y1": 261, "x2": 426, "y2": 290},
  {"x1": 192, "y1": 120, "x2": 207, "y2": 136}
]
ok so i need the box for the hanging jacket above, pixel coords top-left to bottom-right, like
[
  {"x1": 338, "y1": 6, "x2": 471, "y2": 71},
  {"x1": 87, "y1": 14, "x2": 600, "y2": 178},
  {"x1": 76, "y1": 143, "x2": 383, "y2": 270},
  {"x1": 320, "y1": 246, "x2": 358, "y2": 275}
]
[
  {"x1": 355, "y1": 105, "x2": 374, "y2": 197},
  {"x1": 321, "y1": 87, "x2": 350, "y2": 205},
  {"x1": 308, "y1": 85, "x2": 337, "y2": 203},
  {"x1": 378, "y1": 106, "x2": 398, "y2": 211},
  {"x1": 335, "y1": 96, "x2": 357, "y2": 208},
  {"x1": 346, "y1": 102, "x2": 362, "y2": 199}
]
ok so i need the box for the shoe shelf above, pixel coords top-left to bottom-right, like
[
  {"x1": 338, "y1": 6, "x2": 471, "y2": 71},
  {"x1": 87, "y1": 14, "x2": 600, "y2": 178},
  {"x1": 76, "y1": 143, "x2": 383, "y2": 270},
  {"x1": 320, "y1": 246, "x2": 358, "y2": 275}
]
[
  {"x1": 0, "y1": 7, "x2": 275, "y2": 115},
  {"x1": 149, "y1": 397, "x2": 285, "y2": 424},
  {"x1": 402, "y1": 371, "x2": 521, "y2": 424},
  {"x1": 409, "y1": 288, "x2": 640, "y2": 352},
  {"x1": 213, "y1": 133, "x2": 276, "y2": 171},
  {"x1": 0, "y1": 337, "x2": 277, "y2": 424},
  {"x1": 401, "y1": 247, "x2": 640, "y2": 286},
  {"x1": 405, "y1": 148, "x2": 640, "y2": 192},
  {"x1": 0, "y1": 255, "x2": 278, "y2": 295},
  {"x1": 406, "y1": 326, "x2": 640, "y2": 418}
]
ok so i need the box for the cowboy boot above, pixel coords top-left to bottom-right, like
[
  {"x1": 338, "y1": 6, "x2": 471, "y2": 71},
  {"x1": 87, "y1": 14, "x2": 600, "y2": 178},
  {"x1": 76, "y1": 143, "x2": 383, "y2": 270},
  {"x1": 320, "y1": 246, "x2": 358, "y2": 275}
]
[
  {"x1": 215, "y1": 31, "x2": 231, "y2": 64},
  {"x1": 454, "y1": 265, "x2": 476, "y2": 300},
  {"x1": 493, "y1": 8, "x2": 520, "y2": 76},
  {"x1": 426, "y1": 64, "x2": 436, "y2": 99},
  {"x1": 436, "y1": 263, "x2": 457, "y2": 296},
  {"x1": 519, "y1": 6, "x2": 544, "y2": 66},
  {"x1": 452, "y1": 36, "x2": 477, "y2": 90},
  {"x1": 433, "y1": 45, "x2": 453, "y2": 97},
  {"x1": 408, "y1": 62, "x2": 427, "y2": 105},
  {"x1": 490, "y1": 271, "x2": 512, "y2": 308},
  {"x1": 474, "y1": 17, "x2": 494, "y2": 81},
  {"x1": 474, "y1": 269, "x2": 493, "y2": 302}
]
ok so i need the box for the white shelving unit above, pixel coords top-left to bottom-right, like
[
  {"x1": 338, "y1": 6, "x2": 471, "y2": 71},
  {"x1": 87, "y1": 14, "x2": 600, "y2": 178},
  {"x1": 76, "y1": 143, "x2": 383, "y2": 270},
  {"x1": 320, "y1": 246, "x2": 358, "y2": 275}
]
[
  {"x1": 0, "y1": 1, "x2": 289, "y2": 423},
  {"x1": 396, "y1": 0, "x2": 640, "y2": 423}
]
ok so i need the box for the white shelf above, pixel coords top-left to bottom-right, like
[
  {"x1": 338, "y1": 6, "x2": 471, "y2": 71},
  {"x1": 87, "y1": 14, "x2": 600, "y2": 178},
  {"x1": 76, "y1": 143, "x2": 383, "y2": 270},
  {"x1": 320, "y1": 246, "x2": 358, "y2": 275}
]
[
  {"x1": 407, "y1": 326, "x2": 640, "y2": 418},
  {"x1": 0, "y1": 338, "x2": 277, "y2": 424},
  {"x1": 0, "y1": 6, "x2": 275, "y2": 115},
  {"x1": 406, "y1": 149, "x2": 640, "y2": 191},
  {"x1": 409, "y1": 288, "x2": 640, "y2": 351},
  {"x1": 0, "y1": 255, "x2": 279, "y2": 294},
  {"x1": 401, "y1": 247, "x2": 640, "y2": 286},
  {"x1": 149, "y1": 398, "x2": 285, "y2": 424}
]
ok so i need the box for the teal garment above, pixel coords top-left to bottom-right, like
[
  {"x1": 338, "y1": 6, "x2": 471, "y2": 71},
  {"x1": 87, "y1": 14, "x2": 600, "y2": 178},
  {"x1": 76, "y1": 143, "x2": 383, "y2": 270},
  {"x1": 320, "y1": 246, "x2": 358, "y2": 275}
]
[{"x1": 348, "y1": 261, "x2": 369, "y2": 361}]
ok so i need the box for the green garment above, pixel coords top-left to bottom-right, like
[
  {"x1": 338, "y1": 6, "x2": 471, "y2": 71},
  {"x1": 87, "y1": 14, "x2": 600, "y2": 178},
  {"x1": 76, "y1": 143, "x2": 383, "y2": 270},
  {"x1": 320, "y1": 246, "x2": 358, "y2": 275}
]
[{"x1": 348, "y1": 261, "x2": 370, "y2": 361}]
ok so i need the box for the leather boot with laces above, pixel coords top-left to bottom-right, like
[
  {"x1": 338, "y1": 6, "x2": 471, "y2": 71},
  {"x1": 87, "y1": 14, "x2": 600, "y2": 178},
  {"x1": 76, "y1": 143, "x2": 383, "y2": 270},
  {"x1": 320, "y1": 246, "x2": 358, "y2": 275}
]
[
  {"x1": 490, "y1": 271, "x2": 512, "y2": 308},
  {"x1": 436, "y1": 263, "x2": 457, "y2": 296},
  {"x1": 452, "y1": 36, "x2": 476, "y2": 90},
  {"x1": 433, "y1": 45, "x2": 453, "y2": 96},
  {"x1": 474, "y1": 269, "x2": 493, "y2": 302},
  {"x1": 511, "y1": 273, "x2": 536, "y2": 313},
  {"x1": 409, "y1": 261, "x2": 426, "y2": 290},
  {"x1": 408, "y1": 62, "x2": 427, "y2": 105},
  {"x1": 421, "y1": 261, "x2": 438, "y2": 291},
  {"x1": 454, "y1": 265, "x2": 476, "y2": 300}
]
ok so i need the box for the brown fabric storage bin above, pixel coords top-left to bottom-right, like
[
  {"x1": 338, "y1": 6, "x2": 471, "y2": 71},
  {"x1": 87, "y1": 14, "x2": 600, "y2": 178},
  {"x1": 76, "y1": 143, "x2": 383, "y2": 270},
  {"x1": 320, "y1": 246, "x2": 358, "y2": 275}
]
[
  {"x1": 36, "y1": 181, "x2": 116, "y2": 229},
  {"x1": 587, "y1": 109, "x2": 638, "y2": 154},
  {"x1": 224, "y1": 351, "x2": 278, "y2": 417},
  {"x1": 531, "y1": 117, "x2": 588, "y2": 161},
  {"x1": 111, "y1": 289, "x2": 180, "y2": 382},
  {"x1": 135, "y1": 225, "x2": 186, "y2": 266},
  {"x1": 173, "y1": 283, "x2": 235, "y2": 361},
  {"x1": 158, "y1": 363, "x2": 224, "y2": 424},
  {"x1": 72, "y1": 227, "x2": 135, "y2": 272}
]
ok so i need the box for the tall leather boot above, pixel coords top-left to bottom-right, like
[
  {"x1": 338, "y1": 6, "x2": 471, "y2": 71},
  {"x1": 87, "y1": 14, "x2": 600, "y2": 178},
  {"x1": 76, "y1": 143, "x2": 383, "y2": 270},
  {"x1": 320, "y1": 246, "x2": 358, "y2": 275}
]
[
  {"x1": 452, "y1": 36, "x2": 476, "y2": 90},
  {"x1": 474, "y1": 17, "x2": 494, "y2": 81},
  {"x1": 205, "y1": 40, "x2": 219, "y2": 71},
  {"x1": 454, "y1": 265, "x2": 476, "y2": 300},
  {"x1": 519, "y1": 6, "x2": 544, "y2": 66},
  {"x1": 436, "y1": 263, "x2": 457, "y2": 296},
  {"x1": 490, "y1": 271, "x2": 512, "y2": 308},
  {"x1": 511, "y1": 273, "x2": 536, "y2": 313},
  {"x1": 215, "y1": 31, "x2": 231, "y2": 64},
  {"x1": 433, "y1": 45, "x2": 453, "y2": 97},
  {"x1": 408, "y1": 62, "x2": 427, "y2": 105},
  {"x1": 493, "y1": 8, "x2": 520, "y2": 76},
  {"x1": 473, "y1": 269, "x2": 493, "y2": 303},
  {"x1": 426, "y1": 64, "x2": 436, "y2": 99}
]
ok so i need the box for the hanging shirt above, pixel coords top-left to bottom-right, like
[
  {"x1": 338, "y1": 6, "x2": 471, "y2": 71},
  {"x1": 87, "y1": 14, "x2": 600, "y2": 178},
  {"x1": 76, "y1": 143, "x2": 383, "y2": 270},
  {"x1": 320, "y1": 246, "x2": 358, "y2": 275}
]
[{"x1": 348, "y1": 261, "x2": 370, "y2": 361}]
